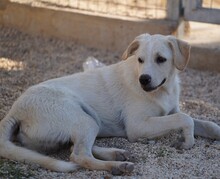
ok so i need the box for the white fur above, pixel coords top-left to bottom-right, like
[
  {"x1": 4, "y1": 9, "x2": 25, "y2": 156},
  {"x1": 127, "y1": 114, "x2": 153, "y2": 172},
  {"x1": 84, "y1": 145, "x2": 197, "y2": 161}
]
[{"x1": 0, "y1": 34, "x2": 220, "y2": 174}]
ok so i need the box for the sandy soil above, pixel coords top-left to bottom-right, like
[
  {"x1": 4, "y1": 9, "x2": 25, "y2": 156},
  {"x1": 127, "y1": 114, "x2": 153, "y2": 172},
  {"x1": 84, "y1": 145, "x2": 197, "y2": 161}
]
[{"x1": 0, "y1": 26, "x2": 220, "y2": 178}]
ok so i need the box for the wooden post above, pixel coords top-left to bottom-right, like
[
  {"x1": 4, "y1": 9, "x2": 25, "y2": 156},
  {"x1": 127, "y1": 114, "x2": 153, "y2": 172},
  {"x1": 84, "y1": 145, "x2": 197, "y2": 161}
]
[{"x1": 166, "y1": 0, "x2": 180, "y2": 21}]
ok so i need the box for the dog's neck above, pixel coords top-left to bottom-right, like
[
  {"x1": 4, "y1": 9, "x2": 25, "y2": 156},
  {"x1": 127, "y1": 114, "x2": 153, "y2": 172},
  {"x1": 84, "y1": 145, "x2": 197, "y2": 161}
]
[{"x1": 162, "y1": 70, "x2": 180, "y2": 94}]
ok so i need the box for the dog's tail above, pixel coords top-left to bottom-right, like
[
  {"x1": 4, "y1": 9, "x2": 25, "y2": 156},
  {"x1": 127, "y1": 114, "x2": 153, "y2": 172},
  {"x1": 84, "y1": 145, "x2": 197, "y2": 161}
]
[
  {"x1": 0, "y1": 115, "x2": 78, "y2": 172},
  {"x1": 194, "y1": 119, "x2": 220, "y2": 140}
]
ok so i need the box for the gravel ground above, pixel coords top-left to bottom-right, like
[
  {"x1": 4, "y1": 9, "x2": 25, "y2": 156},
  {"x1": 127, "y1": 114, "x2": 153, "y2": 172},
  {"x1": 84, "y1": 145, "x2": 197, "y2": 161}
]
[{"x1": 0, "y1": 26, "x2": 220, "y2": 179}]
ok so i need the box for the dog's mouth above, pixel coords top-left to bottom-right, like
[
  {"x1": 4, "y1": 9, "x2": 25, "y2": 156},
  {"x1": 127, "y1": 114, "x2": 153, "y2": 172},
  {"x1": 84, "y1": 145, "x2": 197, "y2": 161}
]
[{"x1": 141, "y1": 78, "x2": 166, "y2": 92}]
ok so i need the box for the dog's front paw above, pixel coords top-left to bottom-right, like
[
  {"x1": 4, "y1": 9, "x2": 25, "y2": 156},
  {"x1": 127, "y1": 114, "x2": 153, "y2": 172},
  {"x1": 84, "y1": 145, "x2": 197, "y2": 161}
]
[
  {"x1": 111, "y1": 162, "x2": 134, "y2": 175},
  {"x1": 207, "y1": 122, "x2": 220, "y2": 140},
  {"x1": 171, "y1": 137, "x2": 194, "y2": 150},
  {"x1": 171, "y1": 141, "x2": 194, "y2": 150}
]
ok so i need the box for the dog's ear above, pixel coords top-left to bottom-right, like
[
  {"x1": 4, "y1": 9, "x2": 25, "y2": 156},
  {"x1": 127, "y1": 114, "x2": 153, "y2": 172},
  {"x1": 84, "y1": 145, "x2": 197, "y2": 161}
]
[
  {"x1": 168, "y1": 36, "x2": 191, "y2": 71},
  {"x1": 121, "y1": 40, "x2": 139, "y2": 60}
]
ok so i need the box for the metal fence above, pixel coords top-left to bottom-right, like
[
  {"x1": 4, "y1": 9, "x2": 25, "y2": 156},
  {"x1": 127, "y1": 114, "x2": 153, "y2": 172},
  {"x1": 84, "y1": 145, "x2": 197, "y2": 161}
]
[{"x1": 39, "y1": 0, "x2": 167, "y2": 19}]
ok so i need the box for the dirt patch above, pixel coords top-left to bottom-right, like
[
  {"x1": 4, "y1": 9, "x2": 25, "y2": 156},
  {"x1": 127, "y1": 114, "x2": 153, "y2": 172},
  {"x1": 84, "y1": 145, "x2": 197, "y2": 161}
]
[{"x1": 0, "y1": 26, "x2": 220, "y2": 178}]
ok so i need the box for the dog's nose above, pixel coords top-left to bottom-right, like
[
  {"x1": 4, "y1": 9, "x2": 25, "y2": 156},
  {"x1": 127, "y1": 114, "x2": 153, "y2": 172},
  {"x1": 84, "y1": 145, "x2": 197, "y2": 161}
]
[{"x1": 139, "y1": 74, "x2": 152, "y2": 85}]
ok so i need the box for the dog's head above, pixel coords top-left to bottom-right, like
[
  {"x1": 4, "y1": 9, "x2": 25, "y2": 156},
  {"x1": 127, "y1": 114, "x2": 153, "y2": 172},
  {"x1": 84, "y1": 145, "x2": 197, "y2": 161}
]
[{"x1": 122, "y1": 34, "x2": 190, "y2": 92}]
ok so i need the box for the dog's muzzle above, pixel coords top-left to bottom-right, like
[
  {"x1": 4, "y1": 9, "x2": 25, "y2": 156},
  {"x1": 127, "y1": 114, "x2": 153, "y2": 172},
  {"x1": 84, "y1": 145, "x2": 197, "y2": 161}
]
[{"x1": 139, "y1": 75, "x2": 166, "y2": 92}]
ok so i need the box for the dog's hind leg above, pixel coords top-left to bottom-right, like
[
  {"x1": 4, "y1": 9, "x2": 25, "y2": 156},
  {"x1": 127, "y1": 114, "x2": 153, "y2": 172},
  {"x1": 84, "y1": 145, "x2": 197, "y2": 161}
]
[
  {"x1": 92, "y1": 146, "x2": 130, "y2": 161},
  {"x1": 193, "y1": 119, "x2": 220, "y2": 140},
  {"x1": 69, "y1": 116, "x2": 134, "y2": 174},
  {"x1": 0, "y1": 116, "x2": 78, "y2": 172},
  {"x1": 70, "y1": 145, "x2": 131, "y2": 161}
]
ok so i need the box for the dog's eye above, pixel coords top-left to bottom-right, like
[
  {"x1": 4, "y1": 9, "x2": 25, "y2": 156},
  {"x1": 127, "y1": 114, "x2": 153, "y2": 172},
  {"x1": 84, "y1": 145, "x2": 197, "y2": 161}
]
[
  {"x1": 156, "y1": 56, "x2": 167, "y2": 64},
  {"x1": 138, "y1": 57, "x2": 144, "y2": 64}
]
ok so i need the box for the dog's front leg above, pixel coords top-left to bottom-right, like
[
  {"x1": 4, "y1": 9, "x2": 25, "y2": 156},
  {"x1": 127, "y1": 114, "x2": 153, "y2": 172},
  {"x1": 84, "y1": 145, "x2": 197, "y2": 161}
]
[
  {"x1": 126, "y1": 112, "x2": 195, "y2": 149},
  {"x1": 193, "y1": 119, "x2": 220, "y2": 140}
]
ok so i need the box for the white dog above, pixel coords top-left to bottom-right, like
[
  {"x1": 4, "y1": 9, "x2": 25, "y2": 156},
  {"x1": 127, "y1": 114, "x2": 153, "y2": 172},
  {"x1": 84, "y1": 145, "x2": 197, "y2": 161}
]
[{"x1": 0, "y1": 34, "x2": 220, "y2": 175}]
